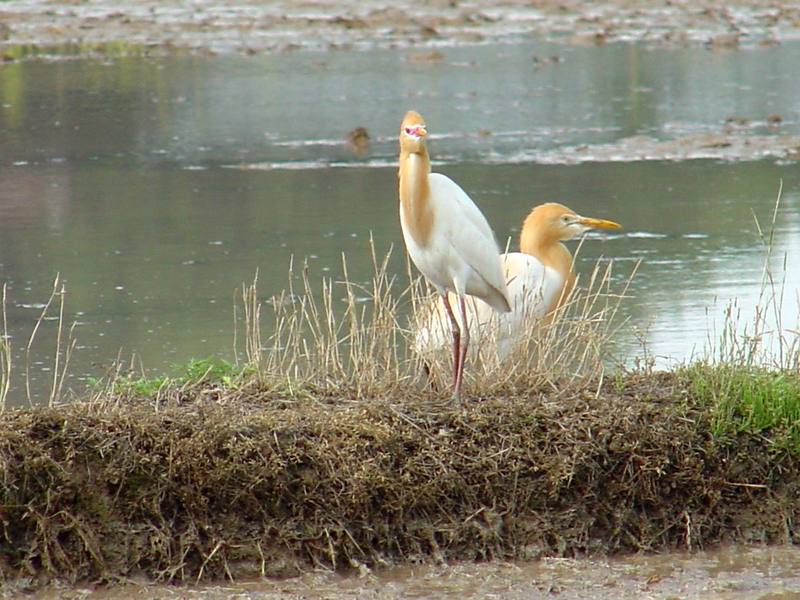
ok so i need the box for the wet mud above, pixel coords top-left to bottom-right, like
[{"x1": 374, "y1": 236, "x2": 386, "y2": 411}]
[
  {"x1": 1, "y1": 0, "x2": 800, "y2": 58},
  {"x1": 23, "y1": 545, "x2": 800, "y2": 599},
  {"x1": 532, "y1": 132, "x2": 800, "y2": 164}
]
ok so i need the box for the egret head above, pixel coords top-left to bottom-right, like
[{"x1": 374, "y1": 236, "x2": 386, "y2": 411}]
[
  {"x1": 523, "y1": 202, "x2": 621, "y2": 245},
  {"x1": 399, "y1": 110, "x2": 428, "y2": 154}
]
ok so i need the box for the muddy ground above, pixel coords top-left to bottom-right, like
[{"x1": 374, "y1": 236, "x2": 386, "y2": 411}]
[
  {"x1": 1, "y1": 373, "x2": 799, "y2": 595},
  {"x1": 1, "y1": 0, "x2": 800, "y2": 56},
  {"x1": 19, "y1": 545, "x2": 800, "y2": 599}
]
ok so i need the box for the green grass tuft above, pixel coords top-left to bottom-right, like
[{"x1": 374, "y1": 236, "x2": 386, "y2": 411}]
[
  {"x1": 684, "y1": 363, "x2": 800, "y2": 452},
  {"x1": 98, "y1": 357, "x2": 256, "y2": 398}
]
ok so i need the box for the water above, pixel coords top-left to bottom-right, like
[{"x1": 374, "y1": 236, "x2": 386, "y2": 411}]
[
  {"x1": 1, "y1": 42, "x2": 800, "y2": 406},
  {"x1": 26, "y1": 545, "x2": 800, "y2": 599}
]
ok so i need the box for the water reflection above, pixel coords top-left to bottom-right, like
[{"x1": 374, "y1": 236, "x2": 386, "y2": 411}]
[{"x1": 2, "y1": 42, "x2": 800, "y2": 167}]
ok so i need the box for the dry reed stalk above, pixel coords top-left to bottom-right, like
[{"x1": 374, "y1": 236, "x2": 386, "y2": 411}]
[
  {"x1": 707, "y1": 183, "x2": 799, "y2": 371},
  {"x1": 48, "y1": 282, "x2": 77, "y2": 407},
  {"x1": 0, "y1": 284, "x2": 10, "y2": 411},
  {"x1": 24, "y1": 276, "x2": 62, "y2": 406},
  {"x1": 0, "y1": 276, "x2": 78, "y2": 409},
  {"x1": 241, "y1": 272, "x2": 263, "y2": 367},
  {"x1": 249, "y1": 237, "x2": 634, "y2": 399}
]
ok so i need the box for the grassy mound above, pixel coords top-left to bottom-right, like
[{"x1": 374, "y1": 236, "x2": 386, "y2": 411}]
[{"x1": 2, "y1": 370, "x2": 798, "y2": 586}]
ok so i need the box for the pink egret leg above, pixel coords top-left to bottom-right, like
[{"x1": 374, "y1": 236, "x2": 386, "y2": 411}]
[
  {"x1": 454, "y1": 294, "x2": 470, "y2": 399},
  {"x1": 441, "y1": 292, "x2": 461, "y2": 391}
]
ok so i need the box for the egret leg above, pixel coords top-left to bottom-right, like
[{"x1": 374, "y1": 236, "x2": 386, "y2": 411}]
[
  {"x1": 455, "y1": 294, "x2": 470, "y2": 399},
  {"x1": 441, "y1": 292, "x2": 461, "y2": 392}
]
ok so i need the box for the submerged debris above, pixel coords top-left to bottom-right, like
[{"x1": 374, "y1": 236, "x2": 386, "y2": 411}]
[{"x1": 346, "y1": 126, "x2": 371, "y2": 156}]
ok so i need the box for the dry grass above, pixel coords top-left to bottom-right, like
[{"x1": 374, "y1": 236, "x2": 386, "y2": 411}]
[
  {"x1": 250, "y1": 240, "x2": 417, "y2": 398},
  {"x1": 225, "y1": 238, "x2": 635, "y2": 402},
  {"x1": 2, "y1": 370, "x2": 798, "y2": 587},
  {"x1": 0, "y1": 284, "x2": 10, "y2": 411}
]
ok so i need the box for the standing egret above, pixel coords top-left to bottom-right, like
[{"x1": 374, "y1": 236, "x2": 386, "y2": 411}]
[
  {"x1": 398, "y1": 110, "x2": 511, "y2": 399},
  {"x1": 415, "y1": 202, "x2": 621, "y2": 362}
]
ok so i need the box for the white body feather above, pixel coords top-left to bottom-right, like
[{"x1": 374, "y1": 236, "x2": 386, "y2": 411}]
[
  {"x1": 399, "y1": 165, "x2": 510, "y2": 312},
  {"x1": 415, "y1": 251, "x2": 565, "y2": 361}
]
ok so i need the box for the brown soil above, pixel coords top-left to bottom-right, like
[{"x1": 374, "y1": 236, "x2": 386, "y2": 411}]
[
  {"x1": 535, "y1": 133, "x2": 800, "y2": 164},
  {"x1": 1, "y1": 372, "x2": 798, "y2": 590},
  {"x1": 1, "y1": 0, "x2": 800, "y2": 57}
]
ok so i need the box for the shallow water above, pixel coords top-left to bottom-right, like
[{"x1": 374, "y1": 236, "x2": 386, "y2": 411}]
[
  {"x1": 1, "y1": 41, "x2": 800, "y2": 406},
  {"x1": 22, "y1": 545, "x2": 800, "y2": 599}
]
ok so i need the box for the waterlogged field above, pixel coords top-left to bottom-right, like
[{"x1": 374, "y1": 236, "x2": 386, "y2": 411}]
[
  {"x1": 22, "y1": 546, "x2": 800, "y2": 599},
  {"x1": 2, "y1": 5, "x2": 800, "y2": 598},
  {"x1": 0, "y1": 42, "x2": 799, "y2": 406}
]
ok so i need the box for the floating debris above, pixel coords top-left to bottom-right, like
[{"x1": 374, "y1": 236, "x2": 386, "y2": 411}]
[
  {"x1": 406, "y1": 50, "x2": 445, "y2": 63},
  {"x1": 346, "y1": 126, "x2": 371, "y2": 156}
]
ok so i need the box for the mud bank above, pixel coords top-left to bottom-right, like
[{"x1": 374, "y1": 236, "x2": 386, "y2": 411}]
[
  {"x1": 19, "y1": 546, "x2": 800, "y2": 599},
  {"x1": 1, "y1": 372, "x2": 798, "y2": 589},
  {"x1": 1, "y1": 0, "x2": 800, "y2": 58}
]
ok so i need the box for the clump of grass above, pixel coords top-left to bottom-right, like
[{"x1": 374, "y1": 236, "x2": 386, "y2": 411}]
[
  {"x1": 246, "y1": 239, "x2": 420, "y2": 398},
  {"x1": 94, "y1": 357, "x2": 256, "y2": 401},
  {"x1": 231, "y1": 236, "x2": 634, "y2": 400},
  {"x1": 685, "y1": 364, "x2": 800, "y2": 451},
  {"x1": 682, "y1": 183, "x2": 800, "y2": 450}
]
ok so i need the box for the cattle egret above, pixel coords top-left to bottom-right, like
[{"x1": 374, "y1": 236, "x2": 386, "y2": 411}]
[
  {"x1": 398, "y1": 110, "x2": 511, "y2": 399},
  {"x1": 415, "y1": 202, "x2": 621, "y2": 362}
]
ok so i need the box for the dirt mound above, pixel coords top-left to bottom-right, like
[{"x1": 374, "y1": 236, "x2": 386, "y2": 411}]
[{"x1": 1, "y1": 372, "x2": 797, "y2": 587}]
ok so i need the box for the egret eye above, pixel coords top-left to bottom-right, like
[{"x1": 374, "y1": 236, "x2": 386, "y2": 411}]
[
  {"x1": 405, "y1": 127, "x2": 414, "y2": 135},
  {"x1": 561, "y1": 215, "x2": 571, "y2": 224}
]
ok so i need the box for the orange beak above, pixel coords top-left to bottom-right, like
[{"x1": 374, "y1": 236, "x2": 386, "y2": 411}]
[
  {"x1": 405, "y1": 125, "x2": 427, "y2": 138},
  {"x1": 576, "y1": 216, "x2": 621, "y2": 230}
]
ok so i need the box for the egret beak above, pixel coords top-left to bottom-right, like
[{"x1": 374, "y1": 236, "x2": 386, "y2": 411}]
[
  {"x1": 576, "y1": 216, "x2": 621, "y2": 230},
  {"x1": 405, "y1": 125, "x2": 427, "y2": 138}
]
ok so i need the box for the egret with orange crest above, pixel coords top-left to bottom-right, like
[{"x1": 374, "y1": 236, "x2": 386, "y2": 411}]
[
  {"x1": 416, "y1": 202, "x2": 621, "y2": 362},
  {"x1": 398, "y1": 110, "x2": 511, "y2": 399}
]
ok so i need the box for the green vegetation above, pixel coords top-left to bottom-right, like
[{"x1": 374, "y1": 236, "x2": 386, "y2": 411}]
[
  {"x1": 96, "y1": 357, "x2": 257, "y2": 398},
  {"x1": 0, "y1": 41, "x2": 169, "y2": 63},
  {"x1": 685, "y1": 363, "x2": 800, "y2": 452}
]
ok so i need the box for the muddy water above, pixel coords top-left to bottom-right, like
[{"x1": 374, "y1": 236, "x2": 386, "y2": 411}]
[
  {"x1": 1, "y1": 41, "x2": 800, "y2": 406},
  {"x1": 23, "y1": 545, "x2": 800, "y2": 599}
]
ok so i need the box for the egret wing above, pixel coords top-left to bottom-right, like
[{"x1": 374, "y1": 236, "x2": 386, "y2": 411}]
[
  {"x1": 428, "y1": 173, "x2": 497, "y2": 245},
  {"x1": 427, "y1": 173, "x2": 510, "y2": 310},
  {"x1": 414, "y1": 252, "x2": 565, "y2": 361}
]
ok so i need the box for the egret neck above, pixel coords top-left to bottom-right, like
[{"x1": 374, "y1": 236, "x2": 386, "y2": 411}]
[
  {"x1": 399, "y1": 144, "x2": 433, "y2": 248},
  {"x1": 519, "y1": 215, "x2": 577, "y2": 303}
]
